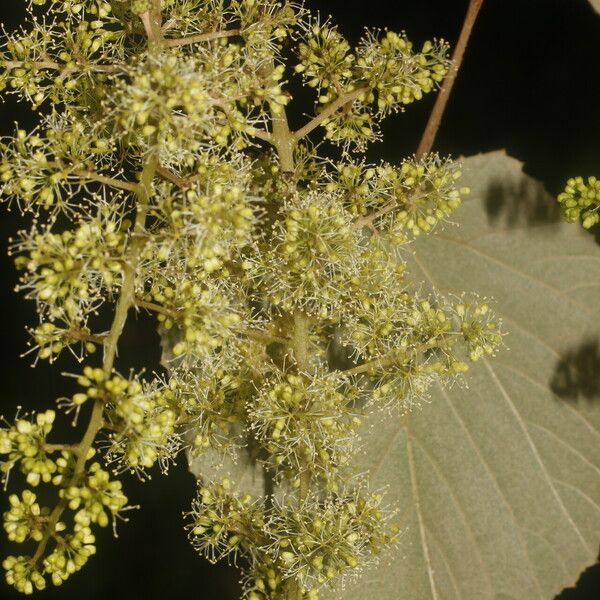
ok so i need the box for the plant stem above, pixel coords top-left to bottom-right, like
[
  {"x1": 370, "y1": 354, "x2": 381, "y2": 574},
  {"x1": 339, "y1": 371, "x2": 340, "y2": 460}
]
[
  {"x1": 0, "y1": 60, "x2": 119, "y2": 74},
  {"x1": 292, "y1": 87, "x2": 368, "y2": 143},
  {"x1": 271, "y1": 106, "x2": 295, "y2": 173},
  {"x1": 292, "y1": 311, "x2": 311, "y2": 373},
  {"x1": 135, "y1": 298, "x2": 180, "y2": 318},
  {"x1": 156, "y1": 164, "x2": 193, "y2": 188},
  {"x1": 164, "y1": 29, "x2": 241, "y2": 47},
  {"x1": 29, "y1": 5, "x2": 164, "y2": 569},
  {"x1": 134, "y1": 298, "x2": 291, "y2": 345},
  {"x1": 299, "y1": 470, "x2": 310, "y2": 503},
  {"x1": 269, "y1": 102, "x2": 315, "y2": 591},
  {"x1": 30, "y1": 151, "x2": 158, "y2": 569},
  {"x1": 66, "y1": 328, "x2": 107, "y2": 346},
  {"x1": 42, "y1": 443, "x2": 79, "y2": 453},
  {"x1": 71, "y1": 170, "x2": 139, "y2": 192},
  {"x1": 343, "y1": 337, "x2": 458, "y2": 377},
  {"x1": 415, "y1": 0, "x2": 484, "y2": 159}
]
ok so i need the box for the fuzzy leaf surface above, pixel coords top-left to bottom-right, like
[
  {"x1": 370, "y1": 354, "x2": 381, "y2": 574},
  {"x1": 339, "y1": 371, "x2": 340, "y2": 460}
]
[{"x1": 327, "y1": 151, "x2": 600, "y2": 600}]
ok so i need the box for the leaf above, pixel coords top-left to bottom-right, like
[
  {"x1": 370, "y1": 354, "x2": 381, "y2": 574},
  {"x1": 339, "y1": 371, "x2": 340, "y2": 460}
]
[
  {"x1": 327, "y1": 151, "x2": 600, "y2": 600},
  {"x1": 188, "y1": 442, "x2": 266, "y2": 499},
  {"x1": 589, "y1": 0, "x2": 600, "y2": 15}
]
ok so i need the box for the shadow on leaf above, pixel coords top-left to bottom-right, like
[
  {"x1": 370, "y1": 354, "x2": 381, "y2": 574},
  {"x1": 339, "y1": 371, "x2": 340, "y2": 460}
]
[
  {"x1": 484, "y1": 176, "x2": 562, "y2": 227},
  {"x1": 550, "y1": 338, "x2": 600, "y2": 404}
]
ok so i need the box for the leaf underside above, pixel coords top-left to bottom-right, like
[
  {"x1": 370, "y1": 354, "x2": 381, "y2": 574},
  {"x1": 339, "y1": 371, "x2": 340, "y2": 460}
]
[{"x1": 326, "y1": 151, "x2": 600, "y2": 600}]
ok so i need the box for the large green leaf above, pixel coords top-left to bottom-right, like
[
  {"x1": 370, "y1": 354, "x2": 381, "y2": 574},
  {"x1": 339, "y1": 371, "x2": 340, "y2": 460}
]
[{"x1": 327, "y1": 151, "x2": 600, "y2": 599}]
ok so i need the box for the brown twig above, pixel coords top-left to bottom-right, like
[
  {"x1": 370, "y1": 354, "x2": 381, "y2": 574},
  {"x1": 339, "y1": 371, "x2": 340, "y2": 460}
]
[
  {"x1": 416, "y1": 0, "x2": 485, "y2": 159},
  {"x1": 66, "y1": 328, "x2": 108, "y2": 346},
  {"x1": 156, "y1": 164, "x2": 194, "y2": 188},
  {"x1": 135, "y1": 298, "x2": 181, "y2": 319}
]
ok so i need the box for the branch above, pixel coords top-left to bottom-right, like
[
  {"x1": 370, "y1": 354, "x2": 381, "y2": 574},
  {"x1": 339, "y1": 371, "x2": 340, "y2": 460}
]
[
  {"x1": 354, "y1": 200, "x2": 398, "y2": 229},
  {"x1": 71, "y1": 170, "x2": 139, "y2": 193},
  {"x1": 292, "y1": 87, "x2": 368, "y2": 143},
  {"x1": 342, "y1": 351, "x2": 403, "y2": 377},
  {"x1": 248, "y1": 127, "x2": 273, "y2": 143},
  {"x1": 42, "y1": 443, "x2": 79, "y2": 453},
  {"x1": 29, "y1": 4, "x2": 165, "y2": 573},
  {"x1": 164, "y1": 29, "x2": 241, "y2": 47},
  {"x1": 244, "y1": 328, "x2": 291, "y2": 347},
  {"x1": 1, "y1": 60, "x2": 119, "y2": 74},
  {"x1": 43, "y1": 161, "x2": 139, "y2": 193},
  {"x1": 354, "y1": 190, "x2": 427, "y2": 229},
  {"x1": 135, "y1": 298, "x2": 291, "y2": 345},
  {"x1": 211, "y1": 97, "x2": 273, "y2": 145},
  {"x1": 416, "y1": 0, "x2": 485, "y2": 159},
  {"x1": 66, "y1": 328, "x2": 107, "y2": 346},
  {"x1": 342, "y1": 337, "x2": 458, "y2": 377},
  {"x1": 156, "y1": 164, "x2": 194, "y2": 188},
  {"x1": 135, "y1": 298, "x2": 180, "y2": 319},
  {"x1": 31, "y1": 156, "x2": 157, "y2": 567}
]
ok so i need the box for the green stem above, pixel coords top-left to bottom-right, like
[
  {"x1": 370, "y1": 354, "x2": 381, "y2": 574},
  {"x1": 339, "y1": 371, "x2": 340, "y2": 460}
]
[
  {"x1": 0, "y1": 60, "x2": 119, "y2": 74},
  {"x1": 342, "y1": 336, "x2": 458, "y2": 377},
  {"x1": 299, "y1": 470, "x2": 311, "y2": 503},
  {"x1": 164, "y1": 28, "x2": 241, "y2": 47},
  {"x1": 134, "y1": 298, "x2": 291, "y2": 345},
  {"x1": 271, "y1": 106, "x2": 295, "y2": 174},
  {"x1": 29, "y1": 5, "x2": 164, "y2": 569},
  {"x1": 65, "y1": 328, "x2": 107, "y2": 346},
  {"x1": 72, "y1": 170, "x2": 139, "y2": 192},
  {"x1": 269, "y1": 101, "x2": 313, "y2": 600},
  {"x1": 292, "y1": 311, "x2": 311, "y2": 373},
  {"x1": 292, "y1": 87, "x2": 368, "y2": 143},
  {"x1": 30, "y1": 151, "x2": 159, "y2": 569},
  {"x1": 41, "y1": 443, "x2": 79, "y2": 453}
]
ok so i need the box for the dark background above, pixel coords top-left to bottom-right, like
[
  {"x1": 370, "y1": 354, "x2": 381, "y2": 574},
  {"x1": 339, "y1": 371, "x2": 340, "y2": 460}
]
[{"x1": 0, "y1": 0, "x2": 599, "y2": 598}]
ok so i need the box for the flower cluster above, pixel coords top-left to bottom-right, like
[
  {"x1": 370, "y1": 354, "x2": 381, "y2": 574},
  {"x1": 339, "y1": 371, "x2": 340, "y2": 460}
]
[
  {"x1": 148, "y1": 172, "x2": 256, "y2": 274},
  {"x1": 13, "y1": 207, "x2": 127, "y2": 324},
  {"x1": 558, "y1": 175, "x2": 600, "y2": 229},
  {"x1": 0, "y1": 2, "x2": 123, "y2": 108},
  {"x1": 60, "y1": 462, "x2": 128, "y2": 528},
  {"x1": 146, "y1": 277, "x2": 243, "y2": 361},
  {"x1": 167, "y1": 367, "x2": 248, "y2": 453},
  {"x1": 0, "y1": 410, "x2": 57, "y2": 487},
  {"x1": 264, "y1": 490, "x2": 399, "y2": 592},
  {"x1": 0, "y1": 122, "x2": 114, "y2": 212},
  {"x1": 248, "y1": 190, "x2": 359, "y2": 315},
  {"x1": 3, "y1": 491, "x2": 46, "y2": 544},
  {"x1": 248, "y1": 372, "x2": 361, "y2": 484},
  {"x1": 188, "y1": 478, "x2": 262, "y2": 563},
  {"x1": 385, "y1": 156, "x2": 467, "y2": 236},
  {"x1": 3, "y1": 555, "x2": 46, "y2": 595},
  {"x1": 453, "y1": 298, "x2": 504, "y2": 362},
  {"x1": 106, "y1": 381, "x2": 179, "y2": 473},
  {"x1": 326, "y1": 154, "x2": 468, "y2": 238},
  {"x1": 42, "y1": 524, "x2": 97, "y2": 586},
  {"x1": 0, "y1": 1, "x2": 503, "y2": 597},
  {"x1": 296, "y1": 28, "x2": 449, "y2": 150},
  {"x1": 357, "y1": 33, "x2": 449, "y2": 113},
  {"x1": 188, "y1": 482, "x2": 399, "y2": 599},
  {"x1": 295, "y1": 22, "x2": 354, "y2": 95},
  {"x1": 110, "y1": 51, "x2": 220, "y2": 147},
  {"x1": 71, "y1": 368, "x2": 180, "y2": 472},
  {"x1": 27, "y1": 322, "x2": 100, "y2": 363},
  {"x1": 0, "y1": 417, "x2": 129, "y2": 592}
]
